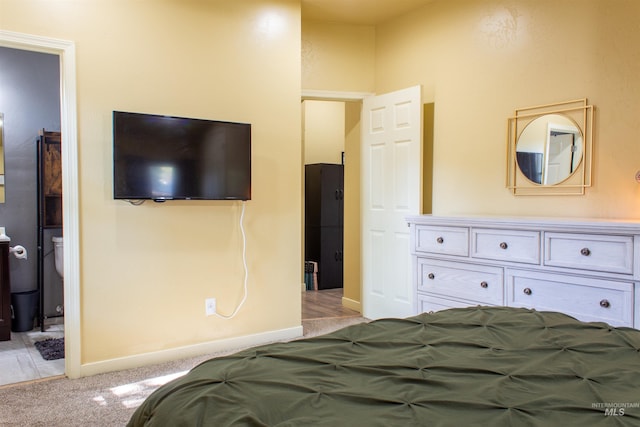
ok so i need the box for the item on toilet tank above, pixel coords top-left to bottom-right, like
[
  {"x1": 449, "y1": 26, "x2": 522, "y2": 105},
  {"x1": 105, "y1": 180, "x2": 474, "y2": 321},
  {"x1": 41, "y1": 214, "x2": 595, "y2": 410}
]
[{"x1": 9, "y1": 245, "x2": 27, "y2": 260}]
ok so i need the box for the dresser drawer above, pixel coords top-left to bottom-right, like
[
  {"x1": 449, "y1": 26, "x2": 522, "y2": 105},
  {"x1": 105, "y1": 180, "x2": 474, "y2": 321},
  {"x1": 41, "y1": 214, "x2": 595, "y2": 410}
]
[
  {"x1": 472, "y1": 229, "x2": 540, "y2": 264},
  {"x1": 415, "y1": 225, "x2": 468, "y2": 256},
  {"x1": 417, "y1": 294, "x2": 489, "y2": 314},
  {"x1": 506, "y1": 270, "x2": 634, "y2": 327},
  {"x1": 417, "y1": 258, "x2": 503, "y2": 305},
  {"x1": 544, "y1": 232, "x2": 634, "y2": 274}
]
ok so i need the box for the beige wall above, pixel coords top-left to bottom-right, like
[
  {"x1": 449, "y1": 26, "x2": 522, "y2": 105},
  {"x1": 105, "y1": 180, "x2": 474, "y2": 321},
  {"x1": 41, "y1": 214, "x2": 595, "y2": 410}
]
[
  {"x1": 343, "y1": 101, "x2": 361, "y2": 309},
  {"x1": 301, "y1": 1, "x2": 640, "y2": 316},
  {"x1": 303, "y1": 100, "x2": 345, "y2": 164},
  {"x1": 301, "y1": 20, "x2": 375, "y2": 311},
  {"x1": 2, "y1": 0, "x2": 301, "y2": 366},
  {"x1": 423, "y1": 103, "x2": 435, "y2": 214},
  {"x1": 302, "y1": 20, "x2": 375, "y2": 92},
  {"x1": 377, "y1": 0, "x2": 640, "y2": 219}
]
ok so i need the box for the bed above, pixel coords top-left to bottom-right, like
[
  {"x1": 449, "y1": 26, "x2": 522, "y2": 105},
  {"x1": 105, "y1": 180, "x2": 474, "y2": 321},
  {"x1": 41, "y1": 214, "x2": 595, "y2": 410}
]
[{"x1": 128, "y1": 306, "x2": 640, "y2": 426}]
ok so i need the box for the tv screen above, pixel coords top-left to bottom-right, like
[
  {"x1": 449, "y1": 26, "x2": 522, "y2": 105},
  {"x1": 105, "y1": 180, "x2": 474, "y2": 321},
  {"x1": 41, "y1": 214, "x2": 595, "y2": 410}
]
[{"x1": 113, "y1": 111, "x2": 251, "y2": 201}]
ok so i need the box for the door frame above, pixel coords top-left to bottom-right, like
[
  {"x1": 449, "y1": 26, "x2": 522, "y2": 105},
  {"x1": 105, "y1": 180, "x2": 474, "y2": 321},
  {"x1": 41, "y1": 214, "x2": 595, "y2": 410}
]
[
  {"x1": 301, "y1": 90, "x2": 373, "y2": 311},
  {"x1": 302, "y1": 90, "x2": 373, "y2": 103},
  {"x1": 0, "y1": 30, "x2": 81, "y2": 378}
]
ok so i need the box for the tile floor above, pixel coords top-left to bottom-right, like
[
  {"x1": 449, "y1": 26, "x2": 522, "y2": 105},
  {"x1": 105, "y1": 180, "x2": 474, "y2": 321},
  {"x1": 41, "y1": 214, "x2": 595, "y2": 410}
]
[{"x1": 0, "y1": 323, "x2": 65, "y2": 387}]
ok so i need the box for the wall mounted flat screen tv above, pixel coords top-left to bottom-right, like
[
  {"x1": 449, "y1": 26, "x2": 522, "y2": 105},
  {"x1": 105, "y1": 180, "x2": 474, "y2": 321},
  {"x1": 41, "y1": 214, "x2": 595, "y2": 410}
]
[{"x1": 113, "y1": 111, "x2": 251, "y2": 201}]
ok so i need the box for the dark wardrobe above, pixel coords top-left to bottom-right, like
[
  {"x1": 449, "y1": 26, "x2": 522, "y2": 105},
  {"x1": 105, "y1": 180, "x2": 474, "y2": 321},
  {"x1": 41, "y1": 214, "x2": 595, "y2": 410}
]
[{"x1": 304, "y1": 163, "x2": 343, "y2": 290}]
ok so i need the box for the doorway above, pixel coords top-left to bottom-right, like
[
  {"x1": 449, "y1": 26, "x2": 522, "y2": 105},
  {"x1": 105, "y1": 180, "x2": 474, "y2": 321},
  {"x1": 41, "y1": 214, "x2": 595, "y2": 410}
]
[
  {"x1": 0, "y1": 30, "x2": 80, "y2": 382},
  {"x1": 0, "y1": 47, "x2": 64, "y2": 386},
  {"x1": 302, "y1": 87, "x2": 428, "y2": 320},
  {"x1": 301, "y1": 95, "x2": 364, "y2": 317}
]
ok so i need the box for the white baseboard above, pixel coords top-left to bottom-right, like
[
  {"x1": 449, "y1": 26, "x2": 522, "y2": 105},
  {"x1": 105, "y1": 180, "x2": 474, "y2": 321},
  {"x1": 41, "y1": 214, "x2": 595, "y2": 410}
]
[
  {"x1": 342, "y1": 296, "x2": 362, "y2": 312},
  {"x1": 79, "y1": 325, "x2": 303, "y2": 378}
]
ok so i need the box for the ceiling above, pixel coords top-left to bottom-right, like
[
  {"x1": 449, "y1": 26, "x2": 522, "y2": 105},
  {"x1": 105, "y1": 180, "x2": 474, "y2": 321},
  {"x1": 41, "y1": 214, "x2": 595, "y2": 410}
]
[{"x1": 301, "y1": 0, "x2": 435, "y2": 25}]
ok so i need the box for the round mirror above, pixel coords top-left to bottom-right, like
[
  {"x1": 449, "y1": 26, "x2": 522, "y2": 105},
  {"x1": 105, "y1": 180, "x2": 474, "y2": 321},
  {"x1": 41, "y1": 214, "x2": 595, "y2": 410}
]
[{"x1": 516, "y1": 114, "x2": 583, "y2": 185}]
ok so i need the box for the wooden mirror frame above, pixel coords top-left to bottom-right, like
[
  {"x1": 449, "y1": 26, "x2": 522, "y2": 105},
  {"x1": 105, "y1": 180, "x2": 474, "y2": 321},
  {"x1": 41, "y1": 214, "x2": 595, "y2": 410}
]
[{"x1": 506, "y1": 99, "x2": 594, "y2": 195}]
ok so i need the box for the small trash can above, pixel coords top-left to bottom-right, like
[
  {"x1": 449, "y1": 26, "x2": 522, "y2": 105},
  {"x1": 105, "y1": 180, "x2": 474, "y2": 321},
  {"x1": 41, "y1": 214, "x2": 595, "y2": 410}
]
[{"x1": 11, "y1": 290, "x2": 39, "y2": 332}]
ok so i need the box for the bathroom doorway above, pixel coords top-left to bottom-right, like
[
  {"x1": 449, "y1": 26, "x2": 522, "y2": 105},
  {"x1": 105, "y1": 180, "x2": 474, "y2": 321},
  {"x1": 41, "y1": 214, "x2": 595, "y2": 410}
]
[
  {"x1": 0, "y1": 30, "x2": 80, "y2": 385},
  {"x1": 0, "y1": 46, "x2": 64, "y2": 386}
]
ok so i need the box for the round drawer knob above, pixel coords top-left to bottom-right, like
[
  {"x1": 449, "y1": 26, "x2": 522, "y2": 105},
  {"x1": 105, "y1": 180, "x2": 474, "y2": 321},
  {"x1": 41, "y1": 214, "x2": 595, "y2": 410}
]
[
  {"x1": 580, "y1": 247, "x2": 591, "y2": 256},
  {"x1": 436, "y1": 237, "x2": 444, "y2": 244},
  {"x1": 523, "y1": 288, "x2": 532, "y2": 295},
  {"x1": 600, "y1": 299, "x2": 610, "y2": 308},
  {"x1": 427, "y1": 273, "x2": 435, "y2": 280},
  {"x1": 480, "y1": 281, "x2": 488, "y2": 288},
  {"x1": 499, "y1": 242, "x2": 508, "y2": 250}
]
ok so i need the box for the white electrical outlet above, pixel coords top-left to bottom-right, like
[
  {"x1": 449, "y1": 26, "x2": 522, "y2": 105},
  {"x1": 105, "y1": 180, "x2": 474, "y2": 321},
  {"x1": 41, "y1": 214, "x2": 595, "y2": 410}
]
[{"x1": 205, "y1": 298, "x2": 216, "y2": 316}]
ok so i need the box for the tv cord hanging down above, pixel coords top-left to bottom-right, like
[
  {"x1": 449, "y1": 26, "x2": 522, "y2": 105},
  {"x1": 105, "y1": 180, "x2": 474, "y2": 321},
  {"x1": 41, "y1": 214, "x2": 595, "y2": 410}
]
[{"x1": 213, "y1": 201, "x2": 248, "y2": 320}]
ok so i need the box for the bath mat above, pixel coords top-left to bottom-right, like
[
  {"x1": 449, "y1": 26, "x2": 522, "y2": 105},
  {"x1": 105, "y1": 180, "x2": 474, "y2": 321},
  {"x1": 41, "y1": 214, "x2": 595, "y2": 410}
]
[{"x1": 34, "y1": 337, "x2": 64, "y2": 361}]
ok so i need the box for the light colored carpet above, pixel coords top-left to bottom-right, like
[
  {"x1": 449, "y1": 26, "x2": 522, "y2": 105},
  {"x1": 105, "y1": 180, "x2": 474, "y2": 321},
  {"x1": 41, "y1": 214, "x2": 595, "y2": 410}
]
[{"x1": 0, "y1": 317, "x2": 367, "y2": 426}]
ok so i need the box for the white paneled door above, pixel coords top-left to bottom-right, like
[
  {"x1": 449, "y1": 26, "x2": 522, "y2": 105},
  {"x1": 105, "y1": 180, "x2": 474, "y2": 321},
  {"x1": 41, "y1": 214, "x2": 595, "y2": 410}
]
[{"x1": 362, "y1": 86, "x2": 422, "y2": 319}]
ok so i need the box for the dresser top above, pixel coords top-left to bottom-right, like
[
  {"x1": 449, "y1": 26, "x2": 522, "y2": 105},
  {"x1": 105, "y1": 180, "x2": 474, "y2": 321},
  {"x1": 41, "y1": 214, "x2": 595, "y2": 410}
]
[{"x1": 406, "y1": 215, "x2": 640, "y2": 234}]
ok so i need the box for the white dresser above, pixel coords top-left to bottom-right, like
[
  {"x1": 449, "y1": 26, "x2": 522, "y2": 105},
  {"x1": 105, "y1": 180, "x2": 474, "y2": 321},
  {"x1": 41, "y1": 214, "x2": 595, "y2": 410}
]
[{"x1": 407, "y1": 215, "x2": 640, "y2": 329}]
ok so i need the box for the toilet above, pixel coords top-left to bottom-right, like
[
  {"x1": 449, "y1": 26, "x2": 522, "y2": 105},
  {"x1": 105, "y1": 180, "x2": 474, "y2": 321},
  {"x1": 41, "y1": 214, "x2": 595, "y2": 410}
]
[{"x1": 52, "y1": 236, "x2": 63, "y2": 279}]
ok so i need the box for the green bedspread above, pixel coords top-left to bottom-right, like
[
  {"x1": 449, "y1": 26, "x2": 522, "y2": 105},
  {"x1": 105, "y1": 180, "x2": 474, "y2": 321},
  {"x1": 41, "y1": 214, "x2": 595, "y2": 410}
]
[{"x1": 128, "y1": 307, "x2": 640, "y2": 426}]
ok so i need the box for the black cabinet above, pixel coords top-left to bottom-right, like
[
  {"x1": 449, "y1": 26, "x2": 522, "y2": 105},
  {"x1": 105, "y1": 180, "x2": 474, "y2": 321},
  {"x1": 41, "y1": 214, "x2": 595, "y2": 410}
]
[{"x1": 305, "y1": 164, "x2": 344, "y2": 289}]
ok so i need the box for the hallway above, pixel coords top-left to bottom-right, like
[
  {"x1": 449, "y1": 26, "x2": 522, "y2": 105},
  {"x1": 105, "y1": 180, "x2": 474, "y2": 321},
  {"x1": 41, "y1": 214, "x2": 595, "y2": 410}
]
[{"x1": 302, "y1": 288, "x2": 360, "y2": 320}]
